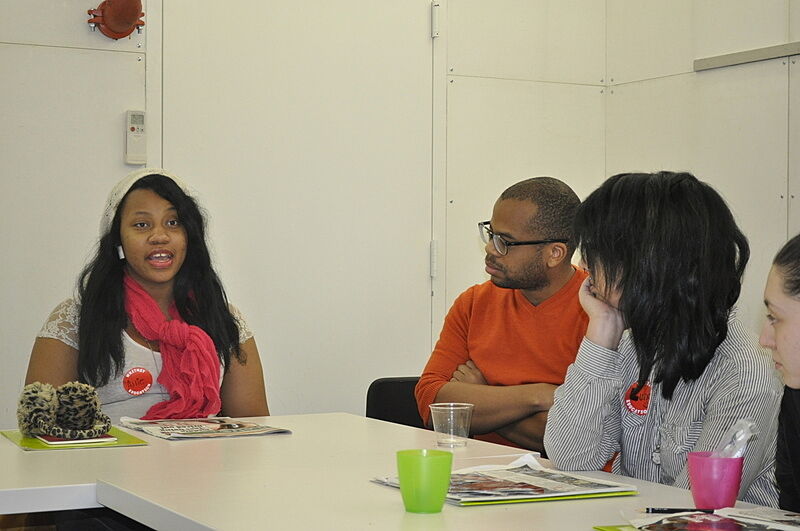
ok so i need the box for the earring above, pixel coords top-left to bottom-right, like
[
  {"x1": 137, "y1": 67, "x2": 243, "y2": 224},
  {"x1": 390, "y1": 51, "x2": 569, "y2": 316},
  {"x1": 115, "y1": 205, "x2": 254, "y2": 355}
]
[{"x1": 117, "y1": 245, "x2": 125, "y2": 260}]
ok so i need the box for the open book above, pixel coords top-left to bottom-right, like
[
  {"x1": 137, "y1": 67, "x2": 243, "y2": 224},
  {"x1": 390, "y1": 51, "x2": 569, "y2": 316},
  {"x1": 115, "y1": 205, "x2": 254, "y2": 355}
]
[
  {"x1": 374, "y1": 453, "x2": 638, "y2": 506},
  {"x1": 119, "y1": 416, "x2": 291, "y2": 440}
]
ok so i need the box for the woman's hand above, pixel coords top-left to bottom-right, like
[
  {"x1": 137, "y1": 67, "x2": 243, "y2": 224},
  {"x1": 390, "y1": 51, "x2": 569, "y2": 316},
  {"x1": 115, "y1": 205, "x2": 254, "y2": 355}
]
[{"x1": 579, "y1": 276, "x2": 625, "y2": 350}]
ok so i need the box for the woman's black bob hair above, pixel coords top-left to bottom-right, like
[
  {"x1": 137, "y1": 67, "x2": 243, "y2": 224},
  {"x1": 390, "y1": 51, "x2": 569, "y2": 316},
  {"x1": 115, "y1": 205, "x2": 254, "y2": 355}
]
[
  {"x1": 77, "y1": 173, "x2": 243, "y2": 386},
  {"x1": 574, "y1": 171, "x2": 749, "y2": 399}
]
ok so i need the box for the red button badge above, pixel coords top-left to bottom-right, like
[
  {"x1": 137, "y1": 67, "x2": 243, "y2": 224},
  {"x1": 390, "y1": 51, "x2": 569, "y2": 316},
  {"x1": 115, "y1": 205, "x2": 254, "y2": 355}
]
[
  {"x1": 123, "y1": 367, "x2": 153, "y2": 396},
  {"x1": 624, "y1": 381, "x2": 651, "y2": 415}
]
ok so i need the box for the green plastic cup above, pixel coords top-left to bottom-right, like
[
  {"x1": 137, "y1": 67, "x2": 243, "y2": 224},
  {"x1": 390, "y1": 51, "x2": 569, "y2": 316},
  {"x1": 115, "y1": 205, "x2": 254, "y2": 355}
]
[{"x1": 396, "y1": 449, "x2": 453, "y2": 513}]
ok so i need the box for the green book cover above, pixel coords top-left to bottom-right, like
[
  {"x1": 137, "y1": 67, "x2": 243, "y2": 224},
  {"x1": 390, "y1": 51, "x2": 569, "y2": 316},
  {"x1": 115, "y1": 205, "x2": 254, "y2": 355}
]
[
  {"x1": 1, "y1": 426, "x2": 147, "y2": 450},
  {"x1": 457, "y1": 490, "x2": 638, "y2": 506}
]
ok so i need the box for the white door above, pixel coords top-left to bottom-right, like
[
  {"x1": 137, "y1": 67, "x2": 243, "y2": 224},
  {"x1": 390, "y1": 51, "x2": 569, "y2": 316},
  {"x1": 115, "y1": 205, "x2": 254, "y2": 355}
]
[
  {"x1": 161, "y1": 1, "x2": 436, "y2": 415},
  {"x1": 789, "y1": 56, "x2": 800, "y2": 236}
]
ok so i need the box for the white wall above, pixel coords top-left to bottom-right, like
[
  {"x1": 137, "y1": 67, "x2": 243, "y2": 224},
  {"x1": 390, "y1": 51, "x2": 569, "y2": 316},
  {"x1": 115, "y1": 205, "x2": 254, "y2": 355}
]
[
  {"x1": 442, "y1": 0, "x2": 606, "y2": 315},
  {"x1": 606, "y1": 0, "x2": 797, "y2": 333},
  {"x1": 791, "y1": 58, "x2": 800, "y2": 233},
  {"x1": 159, "y1": 1, "x2": 437, "y2": 416},
  {"x1": 0, "y1": 0, "x2": 438, "y2": 427},
  {"x1": 2, "y1": 1, "x2": 798, "y2": 428},
  {"x1": 0, "y1": 1, "x2": 149, "y2": 426},
  {"x1": 444, "y1": 0, "x2": 800, "y2": 336}
]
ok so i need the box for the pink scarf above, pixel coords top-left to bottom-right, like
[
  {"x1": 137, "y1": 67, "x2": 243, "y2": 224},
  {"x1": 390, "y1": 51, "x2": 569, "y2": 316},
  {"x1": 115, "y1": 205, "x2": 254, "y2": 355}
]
[{"x1": 123, "y1": 274, "x2": 222, "y2": 419}]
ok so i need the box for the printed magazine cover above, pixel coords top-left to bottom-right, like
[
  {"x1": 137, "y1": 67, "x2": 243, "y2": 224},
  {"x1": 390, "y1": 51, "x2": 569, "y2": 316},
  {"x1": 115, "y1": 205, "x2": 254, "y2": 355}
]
[
  {"x1": 622, "y1": 507, "x2": 800, "y2": 531},
  {"x1": 373, "y1": 454, "x2": 638, "y2": 506},
  {"x1": 120, "y1": 416, "x2": 291, "y2": 440}
]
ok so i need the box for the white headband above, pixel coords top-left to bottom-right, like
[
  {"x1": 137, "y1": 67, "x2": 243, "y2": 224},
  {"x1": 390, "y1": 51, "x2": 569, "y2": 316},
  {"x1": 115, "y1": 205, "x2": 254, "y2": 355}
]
[{"x1": 100, "y1": 168, "x2": 192, "y2": 236}]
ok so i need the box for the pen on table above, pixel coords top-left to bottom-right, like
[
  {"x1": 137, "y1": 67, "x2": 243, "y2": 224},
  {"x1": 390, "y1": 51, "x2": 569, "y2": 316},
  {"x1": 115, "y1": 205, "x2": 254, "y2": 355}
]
[{"x1": 644, "y1": 508, "x2": 715, "y2": 514}]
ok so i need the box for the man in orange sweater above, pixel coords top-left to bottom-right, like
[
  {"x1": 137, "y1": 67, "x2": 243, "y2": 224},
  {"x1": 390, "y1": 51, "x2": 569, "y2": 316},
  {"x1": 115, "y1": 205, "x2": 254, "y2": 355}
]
[{"x1": 415, "y1": 177, "x2": 588, "y2": 452}]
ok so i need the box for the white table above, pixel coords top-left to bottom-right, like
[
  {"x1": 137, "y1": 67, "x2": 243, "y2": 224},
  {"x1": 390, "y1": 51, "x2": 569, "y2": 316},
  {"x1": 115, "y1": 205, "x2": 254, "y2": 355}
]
[{"x1": 0, "y1": 413, "x2": 736, "y2": 529}]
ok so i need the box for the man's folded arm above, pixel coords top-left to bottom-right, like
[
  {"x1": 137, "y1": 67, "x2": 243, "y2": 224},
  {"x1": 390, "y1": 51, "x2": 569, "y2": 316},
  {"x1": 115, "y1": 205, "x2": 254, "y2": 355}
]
[
  {"x1": 433, "y1": 381, "x2": 555, "y2": 433},
  {"x1": 495, "y1": 411, "x2": 549, "y2": 452}
]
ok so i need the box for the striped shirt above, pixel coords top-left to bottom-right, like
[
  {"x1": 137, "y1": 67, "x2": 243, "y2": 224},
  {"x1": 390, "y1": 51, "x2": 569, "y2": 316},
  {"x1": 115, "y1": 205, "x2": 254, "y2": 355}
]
[{"x1": 543, "y1": 316, "x2": 782, "y2": 507}]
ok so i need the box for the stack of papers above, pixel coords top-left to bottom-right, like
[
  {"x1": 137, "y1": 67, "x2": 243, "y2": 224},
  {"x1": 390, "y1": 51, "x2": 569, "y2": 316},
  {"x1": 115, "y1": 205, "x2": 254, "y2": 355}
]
[
  {"x1": 615, "y1": 507, "x2": 800, "y2": 530},
  {"x1": 119, "y1": 416, "x2": 292, "y2": 440},
  {"x1": 374, "y1": 453, "x2": 638, "y2": 506}
]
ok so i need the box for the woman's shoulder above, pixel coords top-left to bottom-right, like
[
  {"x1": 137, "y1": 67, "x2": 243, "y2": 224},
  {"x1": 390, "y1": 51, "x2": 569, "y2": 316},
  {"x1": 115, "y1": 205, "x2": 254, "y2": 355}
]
[
  {"x1": 37, "y1": 297, "x2": 81, "y2": 349},
  {"x1": 227, "y1": 302, "x2": 254, "y2": 344},
  {"x1": 616, "y1": 331, "x2": 640, "y2": 364},
  {"x1": 717, "y1": 318, "x2": 770, "y2": 364},
  {"x1": 43, "y1": 297, "x2": 81, "y2": 324},
  {"x1": 711, "y1": 317, "x2": 781, "y2": 390}
]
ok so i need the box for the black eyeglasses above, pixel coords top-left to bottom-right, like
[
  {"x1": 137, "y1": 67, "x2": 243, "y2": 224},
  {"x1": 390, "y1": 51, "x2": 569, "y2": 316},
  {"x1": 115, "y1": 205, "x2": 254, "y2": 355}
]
[{"x1": 478, "y1": 221, "x2": 568, "y2": 256}]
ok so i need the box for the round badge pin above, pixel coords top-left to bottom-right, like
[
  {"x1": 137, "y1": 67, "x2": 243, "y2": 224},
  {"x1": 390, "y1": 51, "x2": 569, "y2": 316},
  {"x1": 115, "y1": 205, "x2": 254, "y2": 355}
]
[
  {"x1": 624, "y1": 381, "x2": 651, "y2": 415},
  {"x1": 123, "y1": 366, "x2": 153, "y2": 396}
]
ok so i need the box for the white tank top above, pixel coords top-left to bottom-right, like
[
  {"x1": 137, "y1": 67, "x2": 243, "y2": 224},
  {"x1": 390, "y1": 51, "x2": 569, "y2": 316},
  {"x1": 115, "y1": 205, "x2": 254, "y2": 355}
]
[{"x1": 37, "y1": 297, "x2": 251, "y2": 424}]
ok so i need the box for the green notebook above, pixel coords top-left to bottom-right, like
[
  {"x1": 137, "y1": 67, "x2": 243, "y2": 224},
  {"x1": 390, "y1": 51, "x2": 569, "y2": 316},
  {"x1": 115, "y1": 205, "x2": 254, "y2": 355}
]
[{"x1": 1, "y1": 426, "x2": 147, "y2": 450}]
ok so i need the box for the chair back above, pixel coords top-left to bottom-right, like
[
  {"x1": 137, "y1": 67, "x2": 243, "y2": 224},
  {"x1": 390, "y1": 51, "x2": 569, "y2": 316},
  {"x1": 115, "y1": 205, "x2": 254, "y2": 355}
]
[{"x1": 365, "y1": 377, "x2": 425, "y2": 429}]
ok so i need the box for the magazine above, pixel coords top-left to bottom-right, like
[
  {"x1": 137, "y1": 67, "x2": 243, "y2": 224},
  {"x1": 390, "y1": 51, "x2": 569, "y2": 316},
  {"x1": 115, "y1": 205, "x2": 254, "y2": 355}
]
[
  {"x1": 119, "y1": 416, "x2": 292, "y2": 440},
  {"x1": 373, "y1": 453, "x2": 638, "y2": 506},
  {"x1": 716, "y1": 507, "x2": 800, "y2": 530},
  {"x1": 622, "y1": 507, "x2": 800, "y2": 530}
]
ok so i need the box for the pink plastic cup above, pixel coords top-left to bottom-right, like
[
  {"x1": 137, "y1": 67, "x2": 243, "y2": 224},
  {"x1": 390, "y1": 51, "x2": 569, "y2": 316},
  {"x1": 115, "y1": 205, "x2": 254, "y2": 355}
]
[{"x1": 687, "y1": 451, "x2": 744, "y2": 510}]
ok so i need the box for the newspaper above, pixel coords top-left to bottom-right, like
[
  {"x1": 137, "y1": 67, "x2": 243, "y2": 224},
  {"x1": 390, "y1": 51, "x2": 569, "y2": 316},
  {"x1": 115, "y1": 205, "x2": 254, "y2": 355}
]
[
  {"x1": 119, "y1": 416, "x2": 291, "y2": 440},
  {"x1": 716, "y1": 507, "x2": 800, "y2": 530},
  {"x1": 623, "y1": 507, "x2": 800, "y2": 530},
  {"x1": 373, "y1": 453, "x2": 638, "y2": 506}
]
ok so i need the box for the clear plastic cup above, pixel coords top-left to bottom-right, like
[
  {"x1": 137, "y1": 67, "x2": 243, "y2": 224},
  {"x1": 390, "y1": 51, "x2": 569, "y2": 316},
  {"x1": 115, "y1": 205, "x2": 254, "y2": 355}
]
[{"x1": 429, "y1": 403, "x2": 474, "y2": 447}]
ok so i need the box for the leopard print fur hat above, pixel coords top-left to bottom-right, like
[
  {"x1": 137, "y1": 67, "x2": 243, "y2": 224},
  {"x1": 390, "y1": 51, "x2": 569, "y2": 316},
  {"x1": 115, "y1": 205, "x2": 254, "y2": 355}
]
[{"x1": 18, "y1": 382, "x2": 111, "y2": 439}]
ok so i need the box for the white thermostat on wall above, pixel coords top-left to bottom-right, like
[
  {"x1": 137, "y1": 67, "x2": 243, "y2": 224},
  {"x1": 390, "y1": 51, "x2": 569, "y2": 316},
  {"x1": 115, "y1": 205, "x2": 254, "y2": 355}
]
[{"x1": 125, "y1": 110, "x2": 147, "y2": 165}]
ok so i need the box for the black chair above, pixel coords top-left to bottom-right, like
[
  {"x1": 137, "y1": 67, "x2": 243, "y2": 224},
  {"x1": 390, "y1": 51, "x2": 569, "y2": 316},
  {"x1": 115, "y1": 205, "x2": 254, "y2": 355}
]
[{"x1": 366, "y1": 377, "x2": 426, "y2": 429}]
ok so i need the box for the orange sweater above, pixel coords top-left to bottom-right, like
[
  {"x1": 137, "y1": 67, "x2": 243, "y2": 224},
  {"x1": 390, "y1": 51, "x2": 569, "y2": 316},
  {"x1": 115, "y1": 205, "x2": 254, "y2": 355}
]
[{"x1": 415, "y1": 268, "x2": 589, "y2": 447}]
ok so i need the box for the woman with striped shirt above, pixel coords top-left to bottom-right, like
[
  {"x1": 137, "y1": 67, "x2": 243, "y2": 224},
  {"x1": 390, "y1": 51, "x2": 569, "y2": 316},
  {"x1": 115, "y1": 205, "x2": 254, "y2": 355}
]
[{"x1": 543, "y1": 171, "x2": 781, "y2": 507}]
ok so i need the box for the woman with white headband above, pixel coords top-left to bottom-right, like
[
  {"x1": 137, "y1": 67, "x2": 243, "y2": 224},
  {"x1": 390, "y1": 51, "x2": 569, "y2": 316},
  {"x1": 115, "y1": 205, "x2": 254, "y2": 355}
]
[{"x1": 24, "y1": 168, "x2": 269, "y2": 422}]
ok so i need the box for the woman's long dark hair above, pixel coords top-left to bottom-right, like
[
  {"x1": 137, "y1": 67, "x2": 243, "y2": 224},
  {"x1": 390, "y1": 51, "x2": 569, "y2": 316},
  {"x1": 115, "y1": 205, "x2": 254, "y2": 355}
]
[
  {"x1": 575, "y1": 171, "x2": 749, "y2": 400},
  {"x1": 77, "y1": 174, "x2": 243, "y2": 386}
]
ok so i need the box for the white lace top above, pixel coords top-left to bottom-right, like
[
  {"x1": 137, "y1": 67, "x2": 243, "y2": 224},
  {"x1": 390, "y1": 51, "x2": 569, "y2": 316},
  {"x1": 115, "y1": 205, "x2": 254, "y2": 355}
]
[{"x1": 37, "y1": 298, "x2": 253, "y2": 423}]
